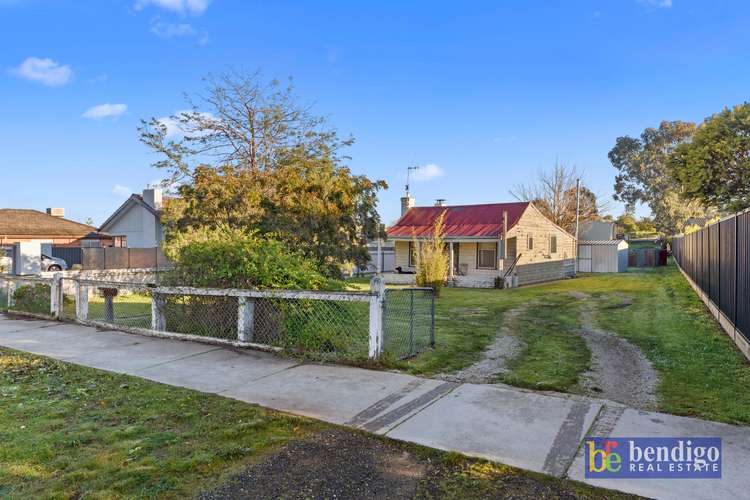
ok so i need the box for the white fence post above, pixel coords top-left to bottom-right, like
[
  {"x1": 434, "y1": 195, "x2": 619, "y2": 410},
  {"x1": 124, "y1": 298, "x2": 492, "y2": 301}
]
[
  {"x1": 7, "y1": 280, "x2": 16, "y2": 308},
  {"x1": 151, "y1": 291, "x2": 166, "y2": 331},
  {"x1": 51, "y1": 272, "x2": 63, "y2": 318},
  {"x1": 237, "y1": 296, "x2": 255, "y2": 342},
  {"x1": 368, "y1": 276, "x2": 385, "y2": 358},
  {"x1": 75, "y1": 280, "x2": 88, "y2": 320}
]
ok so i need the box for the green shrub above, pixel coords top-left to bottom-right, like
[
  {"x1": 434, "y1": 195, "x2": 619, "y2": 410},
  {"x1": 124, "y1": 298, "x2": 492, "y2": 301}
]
[
  {"x1": 13, "y1": 284, "x2": 51, "y2": 314},
  {"x1": 415, "y1": 211, "x2": 449, "y2": 296},
  {"x1": 162, "y1": 225, "x2": 342, "y2": 291}
]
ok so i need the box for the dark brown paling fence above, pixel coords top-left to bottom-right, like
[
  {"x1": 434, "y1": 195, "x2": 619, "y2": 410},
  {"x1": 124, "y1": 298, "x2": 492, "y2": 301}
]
[{"x1": 672, "y1": 209, "x2": 750, "y2": 343}]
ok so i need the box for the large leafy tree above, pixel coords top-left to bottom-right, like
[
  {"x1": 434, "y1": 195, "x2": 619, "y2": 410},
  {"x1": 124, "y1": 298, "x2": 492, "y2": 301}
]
[
  {"x1": 140, "y1": 71, "x2": 386, "y2": 276},
  {"x1": 510, "y1": 163, "x2": 604, "y2": 234},
  {"x1": 670, "y1": 103, "x2": 750, "y2": 212},
  {"x1": 608, "y1": 120, "x2": 708, "y2": 234}
]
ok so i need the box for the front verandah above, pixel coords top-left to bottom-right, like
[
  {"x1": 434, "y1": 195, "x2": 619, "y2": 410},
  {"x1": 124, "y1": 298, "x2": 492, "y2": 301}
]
[{"x1": 386, "y1": 238, "x2": 518, "y2": 288}]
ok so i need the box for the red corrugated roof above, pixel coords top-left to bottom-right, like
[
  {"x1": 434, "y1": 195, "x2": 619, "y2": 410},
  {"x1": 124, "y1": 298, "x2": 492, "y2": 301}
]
[{"x1": 387, "y1": 202, "x2": 530, "y2": 238}]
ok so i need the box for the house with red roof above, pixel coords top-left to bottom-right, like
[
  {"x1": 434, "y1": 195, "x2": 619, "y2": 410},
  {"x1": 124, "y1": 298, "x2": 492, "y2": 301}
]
[{"x1": 386, "y1": 197, "x2": 576, "y2": 287}]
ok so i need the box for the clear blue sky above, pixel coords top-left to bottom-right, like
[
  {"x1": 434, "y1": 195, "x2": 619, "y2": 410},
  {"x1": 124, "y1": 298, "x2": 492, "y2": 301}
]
[{"x1": 2, "y1": 0, "x2": 749, "y2": 227}]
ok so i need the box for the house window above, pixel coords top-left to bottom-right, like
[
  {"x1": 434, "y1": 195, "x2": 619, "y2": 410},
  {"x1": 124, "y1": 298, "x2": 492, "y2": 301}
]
[
  {"x1": 527, "y1": 235, "x2": 534, "y2": 250},
  {"x1": 550, "y1": 235, "x2": 557, "y2": 253},
  {"x1": 476, "y1": 242, "x2": 496, "y2": 269}
]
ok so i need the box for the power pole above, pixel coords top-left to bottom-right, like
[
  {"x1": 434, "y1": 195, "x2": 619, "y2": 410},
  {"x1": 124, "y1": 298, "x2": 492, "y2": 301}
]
[{"x1": 573, "y1": 177, "x2": 581, "y2": 276}]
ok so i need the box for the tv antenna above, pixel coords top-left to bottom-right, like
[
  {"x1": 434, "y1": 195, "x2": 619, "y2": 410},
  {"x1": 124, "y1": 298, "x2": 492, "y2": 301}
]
[{"x1": 406, "y1": 165, "x2": 420, "y2": 196}]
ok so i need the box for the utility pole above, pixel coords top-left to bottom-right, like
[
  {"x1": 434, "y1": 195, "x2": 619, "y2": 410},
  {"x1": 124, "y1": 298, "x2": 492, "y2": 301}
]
[{"x1": 573, "y1": 177, "x2": 581, "y2": 276}]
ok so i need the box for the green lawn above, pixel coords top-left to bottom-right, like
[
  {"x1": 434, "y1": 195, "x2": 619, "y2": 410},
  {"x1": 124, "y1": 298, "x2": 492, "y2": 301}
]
[
  {"x1": 0, "y1": 348, "x2": 633, "y2": 499},
  {"x1": 403, "y1": 262, "x2": 750, "y2": 425}
]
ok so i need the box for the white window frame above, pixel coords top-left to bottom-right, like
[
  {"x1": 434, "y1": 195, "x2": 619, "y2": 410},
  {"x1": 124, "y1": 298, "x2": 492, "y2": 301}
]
[{"x1": 476, "y1": 243, "x2": 497, "y2": 269}]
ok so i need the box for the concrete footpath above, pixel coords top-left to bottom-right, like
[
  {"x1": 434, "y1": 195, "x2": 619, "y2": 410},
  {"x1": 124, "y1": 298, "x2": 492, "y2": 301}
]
[{"x1": 1, "y1": 314, "x2": 749, "y2": 500}]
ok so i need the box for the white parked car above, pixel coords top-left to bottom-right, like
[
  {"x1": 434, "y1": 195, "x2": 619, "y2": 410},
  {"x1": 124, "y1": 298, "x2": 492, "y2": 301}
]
[{"x1": 41, "y1": 254, "x2": 68, "y2": 272}]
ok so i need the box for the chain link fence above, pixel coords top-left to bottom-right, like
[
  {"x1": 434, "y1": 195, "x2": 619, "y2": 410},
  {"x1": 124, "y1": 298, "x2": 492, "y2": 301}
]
[
  {"x1": 1, "y1": 275, "x2": 436, "y2": 362},
  {"x1": 0, "y1": 275, "x2": 54, "y2": 317},
  {"x1": 383, "y1": 287, "x2": 435, "y2": 359},
  {"x1": 252, "y1": 297, "x2": 371, "y2": 357}
]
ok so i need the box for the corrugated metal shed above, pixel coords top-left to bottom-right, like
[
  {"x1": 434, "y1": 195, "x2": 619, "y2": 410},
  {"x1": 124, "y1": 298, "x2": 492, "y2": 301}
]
[
  {"x1": 387, "y1": 202, "x2": 529, "y2": 238},
  {"x1": 578, "y1": 240, "x2": 629, "y2": 273}
]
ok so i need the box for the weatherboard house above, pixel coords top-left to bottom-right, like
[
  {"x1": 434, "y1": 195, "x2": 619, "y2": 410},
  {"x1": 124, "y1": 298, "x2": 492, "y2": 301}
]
[{"x1": 386, "y1": 197, "x2": 576, "y2": 287}]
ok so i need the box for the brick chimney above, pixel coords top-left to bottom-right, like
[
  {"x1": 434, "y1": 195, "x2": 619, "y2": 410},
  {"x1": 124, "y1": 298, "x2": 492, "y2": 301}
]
[
  {"x1": 400, "y1": 195, "x2": 415, "y2": 216},
  {"x1": 46, "y1": 208, "x2": 65, "y2": 218}
]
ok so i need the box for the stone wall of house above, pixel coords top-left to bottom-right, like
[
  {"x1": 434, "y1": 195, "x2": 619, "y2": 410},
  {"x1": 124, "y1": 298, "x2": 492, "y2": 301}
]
[{"x1": 507, "y1": 205, "x2": 576, "y2": 265}]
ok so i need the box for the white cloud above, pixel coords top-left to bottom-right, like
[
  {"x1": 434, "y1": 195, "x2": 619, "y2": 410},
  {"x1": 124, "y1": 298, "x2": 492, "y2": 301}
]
[
  {"x1": 10, "y1": 57, "x2": 72, "y2": 86},
  {"x1": 412, "y1": 164, "x2": 444, "y2": 182},
  {"x1": 113, "y1": 184, "x2": 132, "y2": 198},
  {"x1": 639, "y1": 0, "x2": 672, "y2": 8},
  {"x1": 135, "y1": 0, "x2": 209, "y2": 15},
  {"x1": 83, "y1": 103, "x2": 127, "y2": 119},
  {"x1": 151, "y1": 21, "x2": 196, "y2": 37}
]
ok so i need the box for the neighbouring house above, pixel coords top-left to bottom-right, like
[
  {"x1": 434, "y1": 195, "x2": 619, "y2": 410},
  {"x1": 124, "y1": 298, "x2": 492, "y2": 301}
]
[
  {"x1": 579, "y1": 220, "x2": 616, "y2": 241},
  {"x1": 0, "y1": 208, "x2": 117, "y2": 248},
  {"x1": 386, "y1": 197, "x2": 576, "y2": 287},
  {"x1": 577, "y1": 240, "x2": 628, "y2": 273},
  {"x1": 362, "y1": 240, "x2": 395, "y2": 274},
  {"x1": 99, "y1": 187, "x2": 165, "y2": 248}
]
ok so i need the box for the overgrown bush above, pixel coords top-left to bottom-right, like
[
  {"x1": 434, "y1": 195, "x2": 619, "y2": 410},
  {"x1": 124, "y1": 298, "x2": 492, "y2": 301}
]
[
  {"x1": 415, "y1": 211, "x2": 449, "y2": 296},
  {"x1": 162, "y1": 225, "x2": 342, "y2": 291},
  {"x1": 13, "y1": 284, "x2": 51, "y2": 314}
]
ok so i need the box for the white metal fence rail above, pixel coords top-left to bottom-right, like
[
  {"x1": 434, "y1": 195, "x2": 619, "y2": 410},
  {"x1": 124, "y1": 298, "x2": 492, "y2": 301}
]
[{"x1": 1, "y1": 274, "x2": 393, "y2": 359}]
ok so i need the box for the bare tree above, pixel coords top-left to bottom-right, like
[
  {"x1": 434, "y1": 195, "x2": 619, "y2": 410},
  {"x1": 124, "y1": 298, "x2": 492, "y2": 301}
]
[
  {"x1": 510, "y1": 163, "x2": 607, "y2": 234},
  {"x1": 139, "y1": 69, "x2": 352, "y2": 183}
]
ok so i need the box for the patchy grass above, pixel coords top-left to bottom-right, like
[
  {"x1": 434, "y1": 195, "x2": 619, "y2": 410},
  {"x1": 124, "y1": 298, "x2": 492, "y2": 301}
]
[
  {"x1": 403, "y1": 263, "x2": 750, "y2": 424},
  {"x1": 0, "y1": 348, "x2": 322, "y2": 498},
  {"x1": 591, "y1": 264, "x2": 750, "y2": 425},
  {"x1": 499, "y1": 294, "x2": 590, "y2": 392},
  {"x1": 0, "y1": 348, "x2": 631, "y2": 499}
]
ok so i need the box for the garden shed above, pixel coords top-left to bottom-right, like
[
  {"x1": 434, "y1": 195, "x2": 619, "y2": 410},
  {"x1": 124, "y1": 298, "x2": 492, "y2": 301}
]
[{"x1": 577, "y1": 240, "x2": 628, "y2": 273}]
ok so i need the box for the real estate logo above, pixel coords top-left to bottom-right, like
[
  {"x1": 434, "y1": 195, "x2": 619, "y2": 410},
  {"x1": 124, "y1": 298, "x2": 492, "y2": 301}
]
[{"x1": 584, "y1": 437, "x2": 722, "y2": 479}]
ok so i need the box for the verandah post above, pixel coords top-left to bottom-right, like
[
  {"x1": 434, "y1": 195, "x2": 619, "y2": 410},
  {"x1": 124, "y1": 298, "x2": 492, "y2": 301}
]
[{"x1": 368, "y1": 276, "x2": 385, "y2": 358}]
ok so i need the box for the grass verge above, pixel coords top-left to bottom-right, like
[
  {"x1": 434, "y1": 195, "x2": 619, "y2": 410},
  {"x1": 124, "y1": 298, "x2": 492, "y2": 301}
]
[{"x1": 0, "y1": 348, "x2": 633, "y2": 499}]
